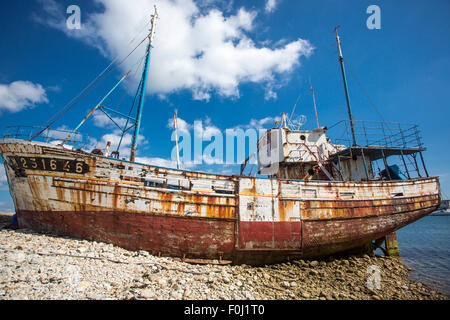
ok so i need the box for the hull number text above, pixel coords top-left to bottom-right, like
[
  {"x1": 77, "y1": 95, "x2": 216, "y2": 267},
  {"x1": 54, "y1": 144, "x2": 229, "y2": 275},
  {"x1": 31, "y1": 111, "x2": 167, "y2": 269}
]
[{"x1": 9, "y1": 156, "x2": 89, "y2": 174}]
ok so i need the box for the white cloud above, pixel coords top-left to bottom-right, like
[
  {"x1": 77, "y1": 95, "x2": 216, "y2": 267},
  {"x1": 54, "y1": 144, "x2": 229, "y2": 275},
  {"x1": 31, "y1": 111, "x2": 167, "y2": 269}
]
[
  {"x1": 166, "y1": 115, "x2": 277, "y2": 166},
  {"x1": 0, "y1": 81, "x2": 48, "y2": 113},
  {"x1": 246, "y1": 116, "x2": 280, "y2": 129},
  {"x1": 88, "y1": 113, "x2": 279, "y2": 169},
  {"x1": 0, "y1": 201, "x2": 14, "y2": 212},
  {"x1": 0, "y1": 165, "x2": 10, "y2": 192},
  {"x1": 202, "y1": 154, "x2": 224, "y2": 165},
  {"x1": 168, "y1": 114, "x2": 278, "y2": 137},
  {"x1": 167, "y1": 116, "x2": 192, "y2": 134},
  {"x1": 34, "y1": 0, "x2": 106, "y2": 54},
  {"x1": 167, "y1": 115, "x2": 222, "y2": 140},
  {"x1": 193, "y1": 117, "x2": 222, "y2": 139},
  {"x1": 36, "y1": 0, "x2": 313, "y2": 101},
  {"x1": 136, "y1": 156, "x2": 177, "y2": 168},
  {"x1": 41, "y1": 125, "x2": 83, "y2": 142},
  {"x1": 87, "y1": 129, "x2": 148, "y2": 159},
  {"x1": 218, "y1": 166, "x2": 234, "y2": 175},
  {"x1": 136, "y1": 156, "x2": 196, "y2": 169},
  {"x1": 48, "y1": 140, "x2": 76, "y2": 150},
  {"x1": 0, "y1": 165, "x2": 6, "y2": 183},
  {"x1": 265, "y1": 0, "x2": 278, "y2": 13},
  {"x1": 92, "y1": 109, "x2": 128, "y2": 129},
  {"x1": 229, "y1": 116, "x2": 281, "y2": 130},
  {"x1": 264, "y1": 87, "x2": 278, "y2": 100}
]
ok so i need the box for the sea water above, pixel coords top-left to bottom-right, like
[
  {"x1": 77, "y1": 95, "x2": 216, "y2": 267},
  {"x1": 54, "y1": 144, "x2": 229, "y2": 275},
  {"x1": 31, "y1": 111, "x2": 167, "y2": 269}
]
[{"x1": 396, "y1": 215, "x2": 450, "y2": 296}]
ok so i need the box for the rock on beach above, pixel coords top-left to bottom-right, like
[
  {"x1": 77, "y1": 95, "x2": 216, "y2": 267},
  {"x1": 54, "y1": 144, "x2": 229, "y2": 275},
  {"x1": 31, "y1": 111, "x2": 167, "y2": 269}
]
[{"x1": 0, "y1": 216, "x2": 447, "y2": 300}]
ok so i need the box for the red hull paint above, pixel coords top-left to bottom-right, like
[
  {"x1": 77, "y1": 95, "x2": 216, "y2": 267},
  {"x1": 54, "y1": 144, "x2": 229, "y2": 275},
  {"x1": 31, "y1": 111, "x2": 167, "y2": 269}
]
[
  {"x1": 17, "y1": 205, "x2": 437, "y2": 265},
  {"x1": 239, "y1": 221, "x2": 302, "y2": 250},
  {"x1": 233, "y1": 207, "x2": 435, "y2": 264},
  {"x1": 17, "y1": 210, "x2": 236, "y2": 261},
  {"x1": 300, "y1": 207, "x2": 432, "y2": 258}
]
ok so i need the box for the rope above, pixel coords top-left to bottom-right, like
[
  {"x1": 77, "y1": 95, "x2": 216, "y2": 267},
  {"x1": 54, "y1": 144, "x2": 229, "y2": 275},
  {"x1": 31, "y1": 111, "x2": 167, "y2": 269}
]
[
  {"x1": 289, "y1": 92, "x2": 301, "y2": 122},
  {"x1": 93, "y1": 52, "x2": 146, "y2": 150},
  {"x1": 345, "y1": 62, "x2": 387, "y2": 124},
  {"x1": 128, "y1": 15, "x2": 152, "y2": 47},
  {"x1": 116, "y1": 78, "x2": 142, "y2": 154},
  {"x1": 31, "y1": 35, "x2": 149, "y2": 141},
  {"x1": 344, "y1": 62, "x2": 400, "y2": 145},
  {"x1": 62, "y1": 53, "x2": 147, "y2": 145},
  {"x1": 30, "y1": 57, "x2": 119, "y2": 141},
  {"x1": 35, "y1": 15, "x2": 152, "y2": 141}
]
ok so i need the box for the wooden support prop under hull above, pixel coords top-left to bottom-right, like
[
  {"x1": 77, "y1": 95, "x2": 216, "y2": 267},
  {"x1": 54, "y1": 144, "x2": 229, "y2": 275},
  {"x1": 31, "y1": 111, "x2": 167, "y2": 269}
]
[{"x1": 384, "y1": 232, "x2": 400, "y2": 257}]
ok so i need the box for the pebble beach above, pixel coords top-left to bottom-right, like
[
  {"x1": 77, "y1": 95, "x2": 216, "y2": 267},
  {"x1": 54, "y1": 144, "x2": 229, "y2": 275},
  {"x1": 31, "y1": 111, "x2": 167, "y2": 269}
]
[{"x1": 0, "y1": 213, "x2": 447, "y2": 300}]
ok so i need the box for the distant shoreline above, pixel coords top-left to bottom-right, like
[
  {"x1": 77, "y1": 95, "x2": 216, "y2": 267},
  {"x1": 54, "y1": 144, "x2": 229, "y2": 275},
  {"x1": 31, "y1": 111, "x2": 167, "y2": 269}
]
[{"x1": 429, "y1": 210, "x2": 450, "y2": 216}]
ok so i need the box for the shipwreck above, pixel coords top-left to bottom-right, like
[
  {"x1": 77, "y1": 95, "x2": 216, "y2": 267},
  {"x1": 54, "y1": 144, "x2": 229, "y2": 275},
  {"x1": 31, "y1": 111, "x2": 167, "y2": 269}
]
[{"x1": 0, "y1": 9, "x2": 440, "y2": 265}]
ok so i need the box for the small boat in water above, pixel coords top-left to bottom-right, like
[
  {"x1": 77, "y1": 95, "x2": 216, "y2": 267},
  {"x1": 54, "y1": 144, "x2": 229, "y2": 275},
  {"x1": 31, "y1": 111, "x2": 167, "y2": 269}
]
[{"x1": 0, "y1": 9, "x2": 440, "y2": 265}]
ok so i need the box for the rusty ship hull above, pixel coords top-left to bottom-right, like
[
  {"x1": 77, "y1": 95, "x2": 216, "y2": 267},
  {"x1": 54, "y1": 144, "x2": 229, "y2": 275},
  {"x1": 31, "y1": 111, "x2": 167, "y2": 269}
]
[{"x1": 0, "y1": 139, "x2": 441, "y2": 265}]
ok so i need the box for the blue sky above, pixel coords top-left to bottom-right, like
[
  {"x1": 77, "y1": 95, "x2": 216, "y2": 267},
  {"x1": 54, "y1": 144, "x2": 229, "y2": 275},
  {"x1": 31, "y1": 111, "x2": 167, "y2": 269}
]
[{"x1": 0, "y1": 0, "x2": 449, "y2": 211}]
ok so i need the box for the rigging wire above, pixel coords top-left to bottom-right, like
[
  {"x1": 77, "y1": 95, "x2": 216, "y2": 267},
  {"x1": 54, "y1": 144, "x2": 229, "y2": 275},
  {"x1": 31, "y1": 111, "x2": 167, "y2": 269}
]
[
  {"x1": 31, "y1": 16, "x2": 153, "y2": 141},
  {"x1": 115, "y1": 77, "x2": 143, "y2": 154},
  {"x1": 30, "y1": 57, "x2": 120, "y2": 140},
  {"x1": 344, "y1": 61, "x2": 401, "y2": 152},
  {"x1": 61, "y1": 52, "x2": 148, "y2": 145},
  {"x1": 31, "y1": 35, "x2": 149, "y2": 141},
  {"x1": 93, "y1": 52, "x2": 146, "y2": 151},
  {"x1": 289, "y1": 92, "x2": 301, "y2": 122},
  {"x1": 128, "y1": 15, "x2": 152, "y2": 46},
  {"x1": 345, "y1": 62, "x2": 387, "y2": 124}
]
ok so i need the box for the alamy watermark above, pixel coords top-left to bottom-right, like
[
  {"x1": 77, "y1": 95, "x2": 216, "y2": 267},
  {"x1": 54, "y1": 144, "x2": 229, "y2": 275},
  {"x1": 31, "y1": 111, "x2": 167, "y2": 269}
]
[
  {"x1": 366, "y1": 264, "x2": 381, "y2": 290},
  {"x1": 66, "y1": 5, "x2": 81, "y2": 30},
  {"x1": 366, "y1": 5, "x2": 381, "y2": 30},
  {"x1": 64, "y1": 5, "x2": 381, "y2": 32},
  {"x1": 65, "y1": 265, "x2": 82, "y2": 289}
]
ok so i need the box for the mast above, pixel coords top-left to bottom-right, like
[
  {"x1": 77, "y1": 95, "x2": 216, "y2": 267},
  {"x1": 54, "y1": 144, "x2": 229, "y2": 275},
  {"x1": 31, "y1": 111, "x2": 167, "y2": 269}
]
[
  {"x1": 334, "y1": 25, "x2": 357, "y2": 146},
  {"x1": 173, "y1": 110, "x2": 181, "y2": 169},
  {"x1": 130, "y1": 6, "x2": 158, "y2": 162},
  {"x1": 281, "y1": 112, "x2": 288, "y2": 129},
  {"x1": 310, "y1": 86, "x2": 320, "y2": 128}
]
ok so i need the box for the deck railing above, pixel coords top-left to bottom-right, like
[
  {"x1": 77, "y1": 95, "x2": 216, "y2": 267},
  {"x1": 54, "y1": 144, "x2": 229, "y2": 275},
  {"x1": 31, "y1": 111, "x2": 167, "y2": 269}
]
[
  {"x1": 1, "y1": 126, "x2": 90, "y2": 151},
  {"x1": 327, "y1": 120, "x2": 424, "y2": 149}
]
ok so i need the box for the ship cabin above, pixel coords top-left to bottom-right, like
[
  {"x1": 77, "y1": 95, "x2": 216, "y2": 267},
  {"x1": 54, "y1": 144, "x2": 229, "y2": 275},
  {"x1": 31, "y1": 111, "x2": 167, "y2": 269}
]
[{"x1": 254, "y1": 115, "x2": 429, "y2": 183}]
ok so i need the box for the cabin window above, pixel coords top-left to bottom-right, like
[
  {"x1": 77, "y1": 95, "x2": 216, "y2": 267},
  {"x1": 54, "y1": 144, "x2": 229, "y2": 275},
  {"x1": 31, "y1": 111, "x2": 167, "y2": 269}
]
[
  {"x1": 212, "y1": 181, "x2": 234, "y2": 195},
  {"x1": 302, "y1": 189, "x2": 317, "y2": 198},
  {"x1": 212, "y1": 186, "x2": 234, "y2": 195},
  {"x1": 391, "y1": 192, "x2": 404, "y2": 198},
  {"x1": 192, "y1": 181, "x2": 212, "y2": 191},
  {"x1": 144, "y1": 181, "x2": 164, "y2": 188},
  {"x1": 167, "y1": 178, "x2": 191, "y2": 190},
  {"x1": 143, "y1": 177, "x2": 166, "y2": 188},
  {"x1": 340, "y1": 192, "x2": 355, "y2": 198}
]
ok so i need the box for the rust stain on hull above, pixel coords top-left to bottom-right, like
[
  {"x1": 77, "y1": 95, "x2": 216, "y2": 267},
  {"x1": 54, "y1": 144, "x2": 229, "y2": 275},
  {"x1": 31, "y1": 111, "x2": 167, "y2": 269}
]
[
  {"x1": 16, "y1": 203, "x2": 437, "y2": 265},
  {"x1": 0, "y1": 140, "x2": 442, "y2": 265},
  {"x1": 17, "y1": 209, "x2": 237, "y2": 261}
]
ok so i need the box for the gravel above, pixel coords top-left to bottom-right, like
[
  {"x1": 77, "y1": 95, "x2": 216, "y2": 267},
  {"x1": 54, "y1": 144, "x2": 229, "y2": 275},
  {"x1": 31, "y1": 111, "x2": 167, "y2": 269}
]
[{"x1": 0, "y1": 218, "x2": 447, "y2": 300}]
